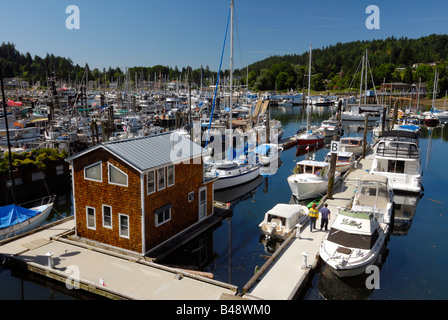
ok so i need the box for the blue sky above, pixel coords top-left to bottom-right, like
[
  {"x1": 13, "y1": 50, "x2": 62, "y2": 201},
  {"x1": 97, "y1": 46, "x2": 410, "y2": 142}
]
[{"x1": 1, "y1": 0, "x2": 447, "y2": 72}]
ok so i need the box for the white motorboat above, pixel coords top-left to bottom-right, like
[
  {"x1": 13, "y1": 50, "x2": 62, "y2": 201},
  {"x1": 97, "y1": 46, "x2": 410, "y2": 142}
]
[
  {"x1": 0, "y1": 195, "x2": 55, "y2": 240},
  {"x1": 370, "y1": 130, "x2": 422, "y2": 193},
  {"x1": 205, "y1": 159, "x2": 261, "y2": 191},
  {"x1": 320, "y1": 175, "x2": 392, "y2": 278},
  {"x1": 339, "y1": 137, "x2": 368, "y2": 156},
  {"x1": 324, "y1": 151, "x2": 355, "y2": 173},
  {"x1": 259, "y1": 203, "x2": 308, "y2": 241},
  {"x1": 319, "y1": 208, "x2": 388, "y2": 278},
  {"x1": 255, "y1": 143, "x2": 283, "y2": 166},
  {"x1": 319, "y1": 119, "x2": 343, "y2": 137},
  {"x1": 287, "y1": 160, "x2": 340, "y2": 200}
]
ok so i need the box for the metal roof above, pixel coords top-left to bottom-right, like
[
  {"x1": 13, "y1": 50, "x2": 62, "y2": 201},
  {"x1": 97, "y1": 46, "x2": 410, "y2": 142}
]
[{"x1": 66, "y1": 132, "x2": 204, "y2": 173}]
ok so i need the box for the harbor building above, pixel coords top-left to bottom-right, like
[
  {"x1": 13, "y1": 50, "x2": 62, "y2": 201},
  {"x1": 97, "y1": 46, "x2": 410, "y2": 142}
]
[{"x1": 66, "y1": 132, "x2": 215, "y2": 255}]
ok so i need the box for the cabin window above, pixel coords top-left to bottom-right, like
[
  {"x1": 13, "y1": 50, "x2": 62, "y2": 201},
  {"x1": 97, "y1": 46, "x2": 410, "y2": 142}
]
[
  {"x1": 304, "y1": 166, "x2": 313, "y2": 174},
  {"x1": 199, "y1": 186, "x2": 207, "y2": 220},
  {"x1": 158, "y1": 167, "x2": 165, "y2": 190},
  {"x1": 119, "y1": 214, "x2": 130, "y2": 238},
  {"x1": 84, "y1": 161, "x2": 102, "y2": 182},
  {"x1": 147, "y1": 170, "x2": 155, "y2": 194},
  {"x1": 108, "y1": 163, "x2": 128, "y2": 186},
  {"x1": 167, "y1": 164, "x2": 175, "y2": 187},
  {"x1": 154, "y1": 204, "x2": 172, "y2": 227},
  {"x1": 327, "y1": 227, "x2": 379, "y2": 250},
  {"x1": 86, "y1": 206, "x2": 96, "y2": 230},
  {"x1": 388, "y1": 160, "x2": 405, "y2": 173},
  {"x1": 102, "y1": 205, "x2": 112, "y2": 229}
]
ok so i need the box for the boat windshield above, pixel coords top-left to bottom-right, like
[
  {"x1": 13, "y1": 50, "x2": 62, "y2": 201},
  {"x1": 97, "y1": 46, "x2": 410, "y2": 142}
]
[{"x1": 327, "y1": 227, "x2": 379, "y2": 250}]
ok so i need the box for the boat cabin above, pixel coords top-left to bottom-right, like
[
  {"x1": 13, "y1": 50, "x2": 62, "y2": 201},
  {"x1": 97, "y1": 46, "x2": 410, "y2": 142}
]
[
  {"x1": 66, "y1": 132, "x2": 215, "y2": 255},
  {"x1": 259, "y1": 203, "x2": 308, "y2": 240},
  {"x1": 295, "y1": 160, "x2": 328, "y2": 176}
]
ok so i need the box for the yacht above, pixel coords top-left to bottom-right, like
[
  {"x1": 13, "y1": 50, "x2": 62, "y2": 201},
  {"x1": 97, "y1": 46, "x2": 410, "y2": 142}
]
[
  {"x1": 370, "y1": 130, "x2": 422, "y2": 193},
  {"x1": 287, "y1": 160, "x2": 340, "y2": 200},
  {"x1": 204, "y1": 159, "x2": 261, "y2": 190},
  {"x1": 319, "y1": 119, "x2": 343, "y2": 137},
  {"x1": 319, "y1": 208, "x2": 389, "y2": 278}
]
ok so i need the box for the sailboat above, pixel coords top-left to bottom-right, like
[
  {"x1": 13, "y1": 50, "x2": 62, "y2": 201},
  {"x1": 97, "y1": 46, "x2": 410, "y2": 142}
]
[
  {"x1": 424, "y1": 70, "x2": 440, "y2": 127},
  {"x1": 204, "y1": 0, "x2": 261, "y2": 190},
  {"x1": 297, "y1": 44, "x2": 324, "y2": 148},
  {"x1": 0, "y1": 77, "x2": 55, "y2": 240}
]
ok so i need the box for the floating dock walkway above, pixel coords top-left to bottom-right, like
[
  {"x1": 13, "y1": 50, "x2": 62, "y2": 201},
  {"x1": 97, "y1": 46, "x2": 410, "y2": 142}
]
[
  {"x1": 0, "y1": 205, "x2": 238, "y2": 300},
  {"x1": 242, "y1": 151, "x2": 375, "y2": 300}
]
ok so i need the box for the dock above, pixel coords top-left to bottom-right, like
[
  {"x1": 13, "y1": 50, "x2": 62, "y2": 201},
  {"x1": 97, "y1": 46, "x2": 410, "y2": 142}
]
[
  {"x1": 0, "y1": 206, "x2": 238, "y2": 300},
  {"x1": 242, "y1": 151, "x2": 375, "y2": 300}
]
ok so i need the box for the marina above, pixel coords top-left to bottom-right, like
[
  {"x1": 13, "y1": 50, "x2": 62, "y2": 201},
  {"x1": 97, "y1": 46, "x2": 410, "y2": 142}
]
[
  {"x1": 1, "y1": 104, "x2": 448, "y2": 300},
  {"x1": 1, "y1": 0, "x2": 448, "y2": 302}
]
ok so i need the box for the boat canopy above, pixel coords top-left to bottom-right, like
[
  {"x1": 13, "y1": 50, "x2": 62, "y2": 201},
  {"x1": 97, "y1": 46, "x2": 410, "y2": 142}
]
[{"x1": 0, "y1": 205, "x2": 39, "y2": 229}]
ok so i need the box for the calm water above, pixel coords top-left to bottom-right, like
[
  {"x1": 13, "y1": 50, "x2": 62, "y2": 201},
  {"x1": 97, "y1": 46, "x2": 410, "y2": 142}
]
[{"x1": 1, "y1": 105, "x2": 448, "y2": 300}]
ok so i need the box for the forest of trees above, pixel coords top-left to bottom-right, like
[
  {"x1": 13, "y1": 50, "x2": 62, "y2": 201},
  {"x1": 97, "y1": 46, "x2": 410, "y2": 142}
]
[{"x1": 1, "y1": 34, "x2": 448, "y2": 97}]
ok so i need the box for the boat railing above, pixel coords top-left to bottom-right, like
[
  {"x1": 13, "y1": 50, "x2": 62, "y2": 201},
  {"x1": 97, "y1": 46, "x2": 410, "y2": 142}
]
[
  {"x1": 375, "y1": 142, "x2": 419, "y2": 159},
  {"x1": 19, "y1": 194, "x2": 56, "y2": 209}
]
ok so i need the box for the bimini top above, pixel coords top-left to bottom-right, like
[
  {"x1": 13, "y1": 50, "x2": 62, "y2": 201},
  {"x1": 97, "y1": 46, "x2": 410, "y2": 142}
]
[
  {"x1": 66, "y1": 132, "x2": 204, "y2": 173},
  {"x1": 0, "y1": 205, "x2": 39, "y2": 229}
]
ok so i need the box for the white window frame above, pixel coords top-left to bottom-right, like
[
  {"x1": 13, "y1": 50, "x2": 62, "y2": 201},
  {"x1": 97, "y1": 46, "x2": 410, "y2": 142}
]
[
  {"x1": 155, "y1": 206, "x2": 171, "y2": 227},
  {"x1": 119, "y1": 213, "x2": 130, "y2": 239},
  {"x1": 157, "y1": 167, "x2": 165, "y2": 191},
  {"x1": 198, "y1": 186, "x2": 207, "y2": 220},
  {"x1": 84, "y1": 161, "x2": 102, "y2": 182},
  {"x1": 108, "y1": 162, "x2": 128, "y2": 187},
  {"x1": 86, "y1": 206, "x2": 96, "y2": 230},
  {"x1": 102, "y1": 205, "x2": 112, "y2": 229},
  {"x1": 167, "y1": 164, "x2": 175, "y2": 187},
  {"x1": 147, "y1": 169, "x2": 156, "y2": 195}
]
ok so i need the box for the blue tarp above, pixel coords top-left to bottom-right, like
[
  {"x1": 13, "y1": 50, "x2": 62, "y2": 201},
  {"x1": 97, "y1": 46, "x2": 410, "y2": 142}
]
[{"x1": 0, "y1": 205, "x2": 39, "y2": 229}]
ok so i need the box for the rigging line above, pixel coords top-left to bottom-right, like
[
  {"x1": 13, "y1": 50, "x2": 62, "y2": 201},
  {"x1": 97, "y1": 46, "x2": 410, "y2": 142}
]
[{"x1": 205, "y1": 5, "x2": 231, "y2": 149}]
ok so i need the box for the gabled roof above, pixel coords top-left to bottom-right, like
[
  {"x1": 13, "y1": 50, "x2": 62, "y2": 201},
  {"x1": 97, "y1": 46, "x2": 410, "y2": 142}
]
[{"x1": 66, "y1": 132, "x2": 204, "y2": 173}]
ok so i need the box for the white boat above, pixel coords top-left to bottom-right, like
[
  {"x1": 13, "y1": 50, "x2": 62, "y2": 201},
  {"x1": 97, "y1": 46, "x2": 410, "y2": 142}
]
[
  {"x1": 339, "y1": 137, "x2": 368, "y2": 156},
  {"x1": 319, "y1": 119, "x2": 343, "y2": 137},
  {"x1": 319, "y1": 208, "x2": 389, "y2": 278},
  {"x1": 205, "y1": 159, "x2": 261, "y2": 190},
  {"x1": 255, "y1": 143, "x2": 283, "y2": 165},
  {"x1": 341, "y1": 105, "x2": 381, "y2": 121},
  {"x1": 370, "y1": 130, "x2": 422, "y2": 193},
  {"x1": 259, "y1": 203, "x2": 308, "y2": 241},
  {"x1": 324, "y1": 151, "x2": 355, "y2": 173},
  {"x1": 351, "y1": 174, "x2": 394, "y2": 225},
  {"x1": 287, "y1": 160, "x2": 340, "y2": 200},
  {"x1": 0, "y1": 195, "x2": 55, "y2": 240},
  {"x1": 0, "y1": 127, "x2": 42, "y2": 146}
]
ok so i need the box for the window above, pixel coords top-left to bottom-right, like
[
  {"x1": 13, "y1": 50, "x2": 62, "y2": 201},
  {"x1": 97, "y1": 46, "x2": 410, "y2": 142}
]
[
  {"x1": 199, "y1": 187, "x2": 207, "y2": 220},
  {"x1": 102, "y1": 205, "x2": 112, "y2": 229},
  {"x1": 108, "y1": 163, "x2": 128, "y2": 186},
  {"x1": 158, "y1": 167, "x2": 165, "y2": 190},
  {"x1": 86, "y1": 207, "x2": 96, "y2": 230},
  {"x1": 167, "y1": 164, "x2": 175, "y2": 187},
  {"x1": 84, "y1": 161, "x2": 102, "y2": 182},
  {"x1": 188, "y1": 191, "x2": 195, "y2": 202},
  {"x1": 119, "y1": 214, "x2": 129, "y2": 238},
  {"x1": 147, "y1": 170, "x2": 155, "y2": 194},
  {"x1": 56, "y1": 165, "x2": 65, "y2": 175},
  {"x1": 154, "y1": 204, "x2": 172, "y2": 227}
]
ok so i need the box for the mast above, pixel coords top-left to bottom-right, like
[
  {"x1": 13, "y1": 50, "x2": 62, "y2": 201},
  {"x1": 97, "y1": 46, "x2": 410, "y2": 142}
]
[
  {"x1": 229, "y1": 0, "x2": 234, "y2": 132},
  {"x1": 1, "y1": 76, "x2": 15, "y2": 202},
  {"x1": 307, "y1": 43, "x2": 312, "y2": 132}
]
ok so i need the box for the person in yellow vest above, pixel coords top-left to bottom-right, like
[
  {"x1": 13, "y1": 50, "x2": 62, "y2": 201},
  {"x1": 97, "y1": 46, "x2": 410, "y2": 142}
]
[{"x1": 309, "y1": 203, "x2": 319, "y2": 232}]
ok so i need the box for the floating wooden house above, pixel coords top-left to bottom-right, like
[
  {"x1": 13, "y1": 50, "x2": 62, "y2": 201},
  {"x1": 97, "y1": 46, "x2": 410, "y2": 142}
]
[{"x1": 66, "y1": 132, "x2": 215, "y2": 255}]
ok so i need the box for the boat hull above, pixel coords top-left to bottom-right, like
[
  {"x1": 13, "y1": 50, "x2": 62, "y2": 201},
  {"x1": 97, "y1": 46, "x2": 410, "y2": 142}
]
[
  {"x1": 213, "y1": 165, "x2": 261, "y2": 190},
  {"x1": 0, "y1": 204, "x2": 53, "y2": 240},
  {"x1": 287, "y1": 174, "x2": 329, "y2": 200}
]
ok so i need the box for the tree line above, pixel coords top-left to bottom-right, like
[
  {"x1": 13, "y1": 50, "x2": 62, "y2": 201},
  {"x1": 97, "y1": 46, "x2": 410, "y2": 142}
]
[{"x1": 1, "y1": 33, "x2": 448, "y2": 97}]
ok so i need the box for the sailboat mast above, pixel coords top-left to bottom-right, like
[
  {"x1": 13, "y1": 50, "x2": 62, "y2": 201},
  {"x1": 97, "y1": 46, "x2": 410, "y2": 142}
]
[
  {"x1": 307, "y1": 44, "x2": 312, "y2": 132},
  {"x1": 229, "y1": 0, "x2": 234, "y2": 132}
]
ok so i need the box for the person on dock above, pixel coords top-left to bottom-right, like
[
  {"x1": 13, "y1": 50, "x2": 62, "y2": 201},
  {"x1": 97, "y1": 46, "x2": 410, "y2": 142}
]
[
  {"x1": 309, "y1": 203, "x2": 319, "y2": 232},
  {"x1": 320, "y1": 203, "x2": 331, "y2": 231}
]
